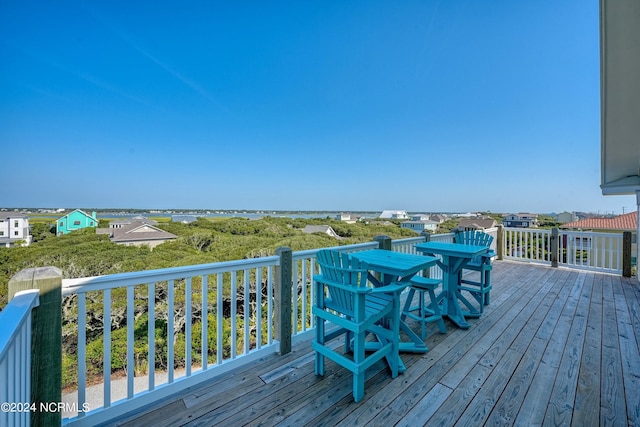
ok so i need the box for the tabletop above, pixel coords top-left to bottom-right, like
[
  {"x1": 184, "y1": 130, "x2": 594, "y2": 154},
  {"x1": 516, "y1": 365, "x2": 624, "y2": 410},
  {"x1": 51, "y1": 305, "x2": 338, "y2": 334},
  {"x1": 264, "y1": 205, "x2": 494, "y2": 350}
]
[
  {"x1": 415, "y1": 241, "x2": 488, "y2": 258},
  {"x1": 350, "y1": 249, "x2": 437, "y2": 278}
]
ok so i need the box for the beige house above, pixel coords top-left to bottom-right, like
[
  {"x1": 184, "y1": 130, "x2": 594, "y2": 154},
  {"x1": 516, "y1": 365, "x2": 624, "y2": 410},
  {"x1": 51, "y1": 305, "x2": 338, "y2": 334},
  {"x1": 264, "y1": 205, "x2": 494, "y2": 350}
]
[{"x1": 97, "y1": 217, "x2": 177, "y2": 248}]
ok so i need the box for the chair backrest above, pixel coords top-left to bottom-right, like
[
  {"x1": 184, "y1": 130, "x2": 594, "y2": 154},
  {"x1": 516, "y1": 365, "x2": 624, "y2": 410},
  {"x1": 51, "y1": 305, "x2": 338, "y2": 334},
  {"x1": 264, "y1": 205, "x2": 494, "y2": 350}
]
[
  {"x1": 454, "y1": 230, "x2": 493, "y2": 247},
  {"x1": 315, "y1": 249, "x2": 369, "y2": 313},
  {"x1": 454, "y1": 230, "x2": 493, "y2": 264}
]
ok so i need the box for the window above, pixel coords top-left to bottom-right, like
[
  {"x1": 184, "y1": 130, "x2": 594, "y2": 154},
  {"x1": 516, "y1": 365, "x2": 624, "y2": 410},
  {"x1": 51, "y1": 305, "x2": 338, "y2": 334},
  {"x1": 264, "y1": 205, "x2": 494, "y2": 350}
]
[
  {"x1": 14, "y1": 221, "x2": 19, "y2": 227},
  {"x1": 0, "y1": 231, "x2": 4, "y2": 236},
  {"x1": 73, "y1": 220, "x2": 81, "y2": 225},
  {"x1": 14, "y1": 231, "x2": 19, "y2": 236}
]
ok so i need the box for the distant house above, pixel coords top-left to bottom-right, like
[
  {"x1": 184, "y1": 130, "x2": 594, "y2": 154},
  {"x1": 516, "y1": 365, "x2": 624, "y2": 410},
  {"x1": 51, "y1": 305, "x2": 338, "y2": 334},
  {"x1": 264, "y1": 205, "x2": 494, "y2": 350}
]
[
  {"x1": 379, "y1": 210, "x2": 409, "y2": 220},
  {"x1": 556, "y1": 212, "x2": 578, "y2": 224},
  {"x1": 429, "y1": 214, "x2": 447, "y2": 223},
  {"x1": 400, "y1": 220, "x2": 438, "y2": 233},
  {"x1": 109, "y1": 216, "x2": 157, "y2": 229},
  {"x1": 457, "y1": 218, "x2": 498, "y2": 231},
  {"x1": 0, "y1": 213, "x2": 32, "y2": 247},
  {"x1": 503, "y1": 213, "x2": 539, "y2": 228},
  {"x1": 56, "y1": 209, "x2": 98, "y2": 235},
  {"x1": 172, "y1": 215, "x2": 198, "y2": 224},
  {"x1": 302, "y1": 225, "x2": 342, "y2": 239},
  {"x1": 98, "y1": 218, "x2": 177, "y2": 248}
]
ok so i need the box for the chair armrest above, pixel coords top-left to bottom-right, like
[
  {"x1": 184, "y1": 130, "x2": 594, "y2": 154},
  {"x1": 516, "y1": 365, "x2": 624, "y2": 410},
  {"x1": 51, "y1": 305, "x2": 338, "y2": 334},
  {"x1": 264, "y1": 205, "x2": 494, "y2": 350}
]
[
  {"x1": 370, "y1": 282, "x2": 406, "y2": 295},
  {"x1": 313, "y1": 274, "x2": 372, "y2": 294},
  {"x1": 481, "y1": 250, "x2": 496, "y2": 260}
]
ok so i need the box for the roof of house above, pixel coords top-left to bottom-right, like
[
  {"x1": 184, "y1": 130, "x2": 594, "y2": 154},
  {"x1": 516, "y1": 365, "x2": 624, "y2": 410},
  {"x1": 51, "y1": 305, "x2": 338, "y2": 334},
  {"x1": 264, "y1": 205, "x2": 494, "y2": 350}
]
[
  {"x1": 561, "y1": 211, "x2": 637, "y2": 231},
  {"x1": 110, "y1": 216, "x2": 157, "y2": 226},
  {"x1": 302, "y1": 225, "x2": 341, "y2": 238},
  {"x1": 457, "y1": 218, "x2": 497, "y2": 230},
  {"x1": 0, "y1": 213, "x2": 28, "y2": 220},
  {"x1": 57, "y1": 209, "x2": 96, "y2": 221},
  {"x1": 109, "y1": 222, "x2": 177, "y2": 242},
  {"x1": 379, "y1": 210, "x2": 408, "y2": 219}
]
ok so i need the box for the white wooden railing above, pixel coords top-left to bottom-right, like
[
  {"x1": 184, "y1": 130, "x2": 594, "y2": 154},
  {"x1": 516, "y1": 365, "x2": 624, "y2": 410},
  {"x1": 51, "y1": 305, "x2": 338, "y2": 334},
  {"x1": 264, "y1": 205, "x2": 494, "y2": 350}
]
[
  {"x1": 502, "y1": 227, "x2": 623, "y2": 274},
  {"x1": 0, "y1": 289, "x2": 39, "y2": 427},
  {"x1": 8, "y1": 227, "x2": 627, "y2": 427},
  {"x1": 59, "y1": 240, "x2": 379, "y2": 426}
]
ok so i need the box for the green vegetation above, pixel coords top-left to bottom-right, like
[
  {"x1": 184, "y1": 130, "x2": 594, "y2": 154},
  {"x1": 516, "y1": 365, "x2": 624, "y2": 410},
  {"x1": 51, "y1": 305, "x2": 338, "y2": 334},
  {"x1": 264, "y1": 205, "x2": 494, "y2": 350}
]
[{"x1": 1, "y1": 216, "x2": 415, "y2": 308}]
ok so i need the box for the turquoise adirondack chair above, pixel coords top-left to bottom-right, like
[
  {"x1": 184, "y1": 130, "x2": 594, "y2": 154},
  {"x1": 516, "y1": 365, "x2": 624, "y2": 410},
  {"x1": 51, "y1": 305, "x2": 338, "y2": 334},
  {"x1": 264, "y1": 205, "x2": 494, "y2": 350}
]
[
  {"x1": 454, "y1": 230, "x2": 495, "y2": 313},
  {"x1": 312, "y1": 249, "x2": 403, "y2": 402}
]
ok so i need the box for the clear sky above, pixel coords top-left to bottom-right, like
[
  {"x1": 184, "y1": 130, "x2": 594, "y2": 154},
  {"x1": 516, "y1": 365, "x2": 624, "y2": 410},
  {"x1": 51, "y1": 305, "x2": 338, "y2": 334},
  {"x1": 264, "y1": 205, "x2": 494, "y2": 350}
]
[{"x1": 1, "y1": 0, "x2": 636, "y2": 214}]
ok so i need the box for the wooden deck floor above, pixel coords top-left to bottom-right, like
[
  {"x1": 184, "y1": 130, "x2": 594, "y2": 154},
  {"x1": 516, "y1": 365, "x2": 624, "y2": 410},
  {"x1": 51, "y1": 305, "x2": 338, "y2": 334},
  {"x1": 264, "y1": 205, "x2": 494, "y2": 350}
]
[{"x1": 113, "y1": 261, "x2": 640, "y2": 427}]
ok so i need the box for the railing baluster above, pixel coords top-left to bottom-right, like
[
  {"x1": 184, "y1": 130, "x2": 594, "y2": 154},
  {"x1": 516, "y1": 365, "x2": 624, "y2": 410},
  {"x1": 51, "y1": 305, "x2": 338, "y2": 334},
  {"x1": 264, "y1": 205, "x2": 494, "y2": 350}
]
[
  {"x1": 231, "y1": 271, "x2": 237, "y2": 359},
  {"x1": 216, "y1": 273, "x2": 223, "y2": 365},
  {"x1": 185, "y1": 277, "x2": 192, "y2": 376},
  {"x1": 127, "y1": 285, "x2": 134, "y2": 398},
  {"x1": 78, "y1": 292, "x2": 87, "y2": 417},
  {"x1": 201, "y1": 275, "x2": 208, "y2": 371},
  {"x1": 147, "y1": 283, "x2": 154, "y2": 391},
  {"x1": 168, "y1": 279, "x2": 175, "y2": 383},
  {"x1": 267, "y1": 267, "x2": 273, "y2": 345},
  {"x1": 292, "y1": 260, "x2": 299, "y2": 334},
  {"x1": 104, "y1": 288, "x2": 112, "y2": 406},
  {"x1": 256, "y1": 268, "x2": 262, "y2": 349},
  {"x1": 244, "y1": 269, "x2": 250, "y2": 355}
]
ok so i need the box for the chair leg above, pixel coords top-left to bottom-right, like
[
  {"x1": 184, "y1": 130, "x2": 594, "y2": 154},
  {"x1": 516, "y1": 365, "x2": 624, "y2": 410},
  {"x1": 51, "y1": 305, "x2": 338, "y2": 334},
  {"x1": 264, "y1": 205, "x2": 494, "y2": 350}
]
[
  {"x1": 352, "y1": 331, "x2": 366, "y2": 402},
  {"x1": 403, "y1": 285, "x2": 446, "y2": 339},
  {"x1": 427, "y1": 288, "x2": 447, "y2": 334},
  {"x1": 315, "y1": 319, "x2": 325, "y2": 376},
  {"x1": 483, "y1": 270, "x2": 491, "y2": 306}
]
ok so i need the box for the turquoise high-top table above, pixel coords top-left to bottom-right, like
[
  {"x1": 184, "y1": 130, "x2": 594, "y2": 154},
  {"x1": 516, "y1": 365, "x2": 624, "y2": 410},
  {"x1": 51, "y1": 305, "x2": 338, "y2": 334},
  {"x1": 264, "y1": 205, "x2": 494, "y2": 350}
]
[
  {"x1": 350, "y1": 249, "x2": 438, "y2": 355},
  {"x1": 414, "y1": 241, "x2": 489, "y2": 329}
]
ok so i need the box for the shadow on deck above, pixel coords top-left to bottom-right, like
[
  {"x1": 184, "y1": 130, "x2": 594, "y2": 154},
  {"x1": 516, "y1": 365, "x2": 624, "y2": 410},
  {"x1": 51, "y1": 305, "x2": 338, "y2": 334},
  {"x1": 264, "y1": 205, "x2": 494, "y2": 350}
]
[{"x1": 111, "y1": 261, "x2": 640, "y2": 427}]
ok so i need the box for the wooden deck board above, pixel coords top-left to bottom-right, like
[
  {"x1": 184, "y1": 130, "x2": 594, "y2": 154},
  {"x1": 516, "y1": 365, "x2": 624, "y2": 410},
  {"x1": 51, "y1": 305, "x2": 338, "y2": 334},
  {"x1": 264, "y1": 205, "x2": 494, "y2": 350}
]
[{"x1": 112, "y1": 262, "x2": 640, "y2": 427}]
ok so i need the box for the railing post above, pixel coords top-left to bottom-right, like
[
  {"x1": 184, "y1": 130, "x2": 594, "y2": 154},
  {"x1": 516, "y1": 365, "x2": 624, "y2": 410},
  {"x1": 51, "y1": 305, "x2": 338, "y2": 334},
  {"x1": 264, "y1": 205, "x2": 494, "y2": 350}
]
[
  {"x1": 496, "y1": 225, "x2": 504, "y2": 260},
  {"x1": 420, "y1": 231, "x2": 431, "y2": 243},
  {"x1": 622, "y1": 231, "x2": 632, "y2": 277},
  {"x1": 8, "y1": 267, "x2": 62, "y2": 427},
  {"x1": 274, "y1": 247, "x2": 292, "y2": 355},
  {"x1": 374, "y1": 235, "x2": 391, "y2": 250},
  {"x1": 551, "y1": 227, "x2": 559, "y2": 268}
]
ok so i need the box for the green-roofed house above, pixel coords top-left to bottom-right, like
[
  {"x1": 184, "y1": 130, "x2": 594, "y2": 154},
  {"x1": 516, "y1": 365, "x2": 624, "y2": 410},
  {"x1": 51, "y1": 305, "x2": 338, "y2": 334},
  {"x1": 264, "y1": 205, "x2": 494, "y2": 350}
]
[{"x1": 56, "y1": 209, "x2": 98, "y2": 235}]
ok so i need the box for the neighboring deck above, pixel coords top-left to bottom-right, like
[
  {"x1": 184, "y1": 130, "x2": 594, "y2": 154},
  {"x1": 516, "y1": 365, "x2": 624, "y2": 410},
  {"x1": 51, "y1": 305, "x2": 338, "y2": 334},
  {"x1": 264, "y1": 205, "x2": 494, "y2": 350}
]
[{"x1": 112, "y1": 261, "x2": 640, "y2": 427}]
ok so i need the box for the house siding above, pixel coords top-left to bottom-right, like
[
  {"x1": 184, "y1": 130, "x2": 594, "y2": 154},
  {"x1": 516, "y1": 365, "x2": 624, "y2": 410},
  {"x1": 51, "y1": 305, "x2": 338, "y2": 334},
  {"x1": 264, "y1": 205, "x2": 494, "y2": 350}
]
[{"x1": 56, "y1": 210, "x2": 98, "y2": 235}]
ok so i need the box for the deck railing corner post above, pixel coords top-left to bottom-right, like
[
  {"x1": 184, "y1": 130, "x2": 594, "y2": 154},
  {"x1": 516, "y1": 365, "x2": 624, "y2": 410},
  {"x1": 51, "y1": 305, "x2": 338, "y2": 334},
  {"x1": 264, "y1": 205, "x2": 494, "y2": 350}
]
[
  {"x1": 551, "y1": 227, "x2": 559, "y2": 268},
  {"x1": 373, "y1": 235, "x2": 392, "y2": 250},
  {"x1": 8, "y1": 266, "x2": 62, "y2": 427},
  {"x1": 622, "y1": 231, "x2": 632, "y2": 277},
  {"x1": 420, "y1": 231, "x2": 431, "y2": 243},
  {"x1": 274, "y1": 246, "x2": 292, "y2": 355},
  {"x1": 496, "y1": 224, "x2": 504, "y2": 260}
]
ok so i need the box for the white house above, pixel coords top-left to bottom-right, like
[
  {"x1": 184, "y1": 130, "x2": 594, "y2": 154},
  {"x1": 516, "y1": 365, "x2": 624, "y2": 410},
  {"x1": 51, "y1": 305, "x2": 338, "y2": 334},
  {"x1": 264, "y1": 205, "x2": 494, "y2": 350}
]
[
  {"x1": 379, "y1": 210, "x2": 409, "y2": 220},
  {"x1": 0, "y1": 213, "x2": 33, "y2": 247},
  {"x1": 400, "y1": 220, "x2": 439, "y2": 233}
]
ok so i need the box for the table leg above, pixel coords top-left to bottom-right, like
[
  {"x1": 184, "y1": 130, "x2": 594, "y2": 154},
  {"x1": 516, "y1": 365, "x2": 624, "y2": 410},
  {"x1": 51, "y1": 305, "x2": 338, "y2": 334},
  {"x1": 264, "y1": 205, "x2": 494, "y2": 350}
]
[{"x1": 441, "y1": 264, "x2": 471, "y2": 329}]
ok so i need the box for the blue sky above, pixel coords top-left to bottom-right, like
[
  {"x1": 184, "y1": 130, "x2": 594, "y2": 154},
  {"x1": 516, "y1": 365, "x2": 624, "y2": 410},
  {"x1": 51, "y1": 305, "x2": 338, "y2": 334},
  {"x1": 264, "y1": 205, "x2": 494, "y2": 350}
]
[{"x1": 1, "y1": 1, "x2": 636, "y2": 214}]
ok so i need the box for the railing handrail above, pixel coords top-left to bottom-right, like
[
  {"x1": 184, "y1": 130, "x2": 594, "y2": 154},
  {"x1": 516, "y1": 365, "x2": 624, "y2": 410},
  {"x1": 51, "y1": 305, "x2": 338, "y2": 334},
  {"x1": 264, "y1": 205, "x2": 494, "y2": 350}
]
[
  {"x1": 61, "y1": 256, "x2": 281, "y2": 294},
  {"x1": 0, "y1": 289, "x2": 39, "y2": 427},
  {"x1": 0, "y1": 289, "x2": 39, "y2": 359}
]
